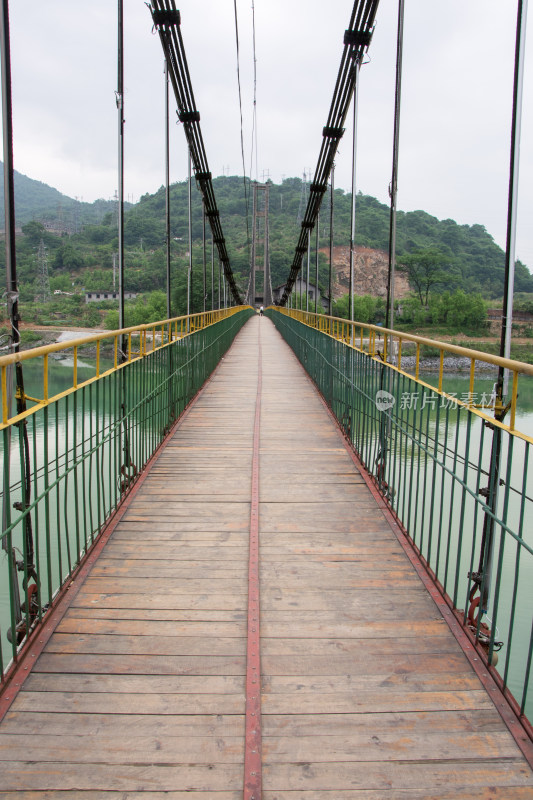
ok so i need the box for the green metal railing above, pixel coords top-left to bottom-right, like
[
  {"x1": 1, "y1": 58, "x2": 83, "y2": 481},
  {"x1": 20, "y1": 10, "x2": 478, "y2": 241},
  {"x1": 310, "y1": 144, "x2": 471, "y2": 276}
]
[
  {"x1": 0, "y1": 306, "x2": 253, "y2": 681},
  {"x1": 268, "y1": 307, "x2": 533, "y2": 726}
]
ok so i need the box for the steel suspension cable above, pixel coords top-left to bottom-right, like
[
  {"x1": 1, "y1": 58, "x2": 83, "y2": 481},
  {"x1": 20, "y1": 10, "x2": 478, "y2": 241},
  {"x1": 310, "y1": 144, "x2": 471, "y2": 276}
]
[
  {"x1": 1, "y1": 0, "x2": 37, "y2": 644},
  {"x1": 232, "y1": 0, "x2": 251, "y2": 257},
  {"x1": 250, "y1": 0, "x2": 259, "y2": 183},
  {"x1": 328, "y1": 165, "x2": 335, "y2": 313},
  {"x1": 165, "y1": 59, "x2": 172, "y2": 319},
  {"x1": 279, "y1": 0, "x2": 380, "y2": 306},
  {"x1": 385, "y1": 0, "x2": 405, "y2": 334},
  {"x1": 117, "y1": 0, "x2": 125, "y2": 333},
  {"x1": 149, "y1": 0, "x2": 243, "y2": 304}
]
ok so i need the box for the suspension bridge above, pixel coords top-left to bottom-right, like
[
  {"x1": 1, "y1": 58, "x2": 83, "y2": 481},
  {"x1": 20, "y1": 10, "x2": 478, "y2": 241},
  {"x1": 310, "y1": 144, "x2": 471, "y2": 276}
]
[{"x1": 1, "y1": 0, "x2": 533, "y2": 797}]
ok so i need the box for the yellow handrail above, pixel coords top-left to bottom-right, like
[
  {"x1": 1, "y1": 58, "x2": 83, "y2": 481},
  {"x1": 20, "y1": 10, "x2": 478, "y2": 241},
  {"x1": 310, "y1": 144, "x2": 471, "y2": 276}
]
[
  {"x1": 271, "y1": 307, "x2": 533, "y2": 441},
  {"x1": 0, "y1": 306, "x2": 251, "y2": 428}
]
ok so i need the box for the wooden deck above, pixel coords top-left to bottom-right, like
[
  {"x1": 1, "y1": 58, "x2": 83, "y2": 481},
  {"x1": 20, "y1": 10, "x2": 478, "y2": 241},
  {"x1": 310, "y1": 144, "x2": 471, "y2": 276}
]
[{"x1": 0, "y1": 314, "x2": 532, "y2": 798}]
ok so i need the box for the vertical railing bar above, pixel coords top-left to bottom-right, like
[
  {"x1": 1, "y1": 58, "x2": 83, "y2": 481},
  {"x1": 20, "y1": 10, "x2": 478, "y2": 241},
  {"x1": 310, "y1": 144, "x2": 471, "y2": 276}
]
[
  {"x1": 1, "y1": 365, "x2": 7, "y2": 424},
  {"x1": 18, "y1": 420, "x2": 30, "y2": 642},
  {"x1": 419, "y1": 396, "x2": 432, "y2": 559},
  {"x1": 54, "y1": 403, "x2": 63, "y2": 581},
  {"x1": 31, "y1": 414, "x2": 41, "y2": 624},
  {"x1": 427, "y1": 397, "x2": 441, "y2": 565},
  {"x1": 63, "y1": 395, "x2": 72, "y2": 571},
  {"x1": 72, "y1": 391, "x2": 81, "y2": 563},
  {"x1": 88, "y1": 384, "x2": 95, "y2": 543},
  {"x1": 469, "y1": 359, "x2": 476, "y2": 404},
  {"x1": 443, "y1": 402, "x2": 461, "y2": 594},
  {"x1": 505, "y1": 441, "x2": 528, "y2": 692},
  {"x1": 435, "y1": 402, "x2": 450, "y2": 581},
  {"x1": 43, "y1": 406, "x2": 52, "y2": 606},
  {"x1": 488, "y1": 434, "x2": 513, "y2": 670},
  {"x1": 510, "y1": 371, "x2": 518, "y2": 431},
  {"x1": 453, "y1": 411, "x2": 472, "y2": 608}
]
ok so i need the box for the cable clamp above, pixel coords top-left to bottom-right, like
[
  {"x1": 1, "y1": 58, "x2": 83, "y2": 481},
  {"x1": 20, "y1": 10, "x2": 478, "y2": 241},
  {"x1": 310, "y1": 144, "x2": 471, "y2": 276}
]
[
  {"x1": 151, "y1": 9, "x2": 180, "y2": 27},
  {"x1": 322, "y1": 126, "x2": 344, "y2": 140},
  {"x1": 344, "y1": 28, "x2": 372, "y2": 48},
  {"x1": 178, "y1": 110, "x2": 200, "y2": 123}
]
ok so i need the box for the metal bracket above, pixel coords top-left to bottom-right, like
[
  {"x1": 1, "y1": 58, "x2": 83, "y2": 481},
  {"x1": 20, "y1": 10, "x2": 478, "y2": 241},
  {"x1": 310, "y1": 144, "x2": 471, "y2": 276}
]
[
  {"x1": 344, "y1": 29, "x2": 372, "y2": 48},
  {"x1": 152, "y1": 9, "x2": 180, "y2": 27},
  {"x1": 322, "y1": 126, "x2": 344, "y2": 139},
  {"x1": 178, "y1": 110, "x2": 200, "y2": 123}
]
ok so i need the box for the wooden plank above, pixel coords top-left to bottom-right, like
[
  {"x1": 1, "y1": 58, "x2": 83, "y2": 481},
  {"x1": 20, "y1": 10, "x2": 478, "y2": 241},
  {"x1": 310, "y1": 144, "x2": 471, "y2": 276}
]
[
  {"x1": 57, "y1": 617, "x2": 246, "y2": 639},
  {"x1": 259, "y1": 592, "x2": 445, "y2": 616},
  {"x1": 260, "y1": 731, "x2": 520, "y2": 761},
  {"x1": 34, "y1": 653, "x2": 246, "y2": 675},
  {"x1": 260, "y1": 667, "x2": 480, "y2": 693},
  {"x1": 0, "y1": 762, "x2": 242, "y2": 791},
  {"x1": 23, "y1": 673, "x2": 244, "y2": 694},
  {"x1": 11, "y1": 691, "x2": 244, "y2": 715},
  {"x1": 80, "y1": 577, "x2": 248, "y2": 594},
  {"x1": 0, "y1": 733, "x2": 244, "y2": 764},
  {"x1": 71, "y1": 591, "x2": 248, "y2": 610},
  {"x1": 43, "y1": 633, "x2": 246, "y2": 656},
  {"x1": 0, "y1": 793, "x2": 242, "y2": 800},
  {"x1": 262, "y1": 761, "x2": 533, "y2": 792},
  {"x1": 89, "y1": 561, "x2": 247, "y2": 578},
  {"x1": 100, "y1": 545, "x2": 250, "y2": 558},
  {"x1": 262, "y1": 689, "x2": 495, "y2": 714},
  {"x1": 107, "y1": 529, "x2": 247, "y2": 543},
  {"x1": 261, "y1": 708, "x2": 506, "y2": 736},
  {"x1": 63, "y1": 608, "x2": 246, "y2": 622},
  {"x1": 1, "y1": 711, "x2": 244, "y2": 737}
]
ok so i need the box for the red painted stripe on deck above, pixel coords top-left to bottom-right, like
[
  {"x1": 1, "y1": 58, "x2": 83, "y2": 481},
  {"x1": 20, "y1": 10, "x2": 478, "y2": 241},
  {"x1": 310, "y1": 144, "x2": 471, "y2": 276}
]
[{"x1": 244, "y1": 319, "x2": 262, "y2": 800}]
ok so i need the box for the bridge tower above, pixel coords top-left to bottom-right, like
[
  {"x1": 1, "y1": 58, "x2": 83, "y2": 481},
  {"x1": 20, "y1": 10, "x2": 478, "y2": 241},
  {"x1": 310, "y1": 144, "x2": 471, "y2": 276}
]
[{"x1": 248, "y1": 182, "x2": 272, "y2": 308}]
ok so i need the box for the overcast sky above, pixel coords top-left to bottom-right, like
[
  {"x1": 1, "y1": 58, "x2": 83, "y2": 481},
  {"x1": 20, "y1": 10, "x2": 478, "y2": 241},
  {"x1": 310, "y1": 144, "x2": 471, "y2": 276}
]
[{"x1": 5, "y1": 0, "x2": 533, "y2": 271}]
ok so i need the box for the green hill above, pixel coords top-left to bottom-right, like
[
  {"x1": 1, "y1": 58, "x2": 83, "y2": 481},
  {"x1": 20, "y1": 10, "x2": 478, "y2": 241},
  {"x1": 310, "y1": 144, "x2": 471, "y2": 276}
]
[
  {"x1": 2, "y1": 173, "x2": 532, "y2": 325},
  {"x1": 127, "y1": 175, "x2": 533, "y2": 298},
  {"x1": 0, "y1": 162, "x2": 126, "y2": 231}
]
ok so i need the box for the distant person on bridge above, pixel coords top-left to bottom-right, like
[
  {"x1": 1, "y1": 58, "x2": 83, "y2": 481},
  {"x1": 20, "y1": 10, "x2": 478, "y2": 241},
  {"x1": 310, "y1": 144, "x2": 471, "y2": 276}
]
[{"x1": 259, "y1": 306, "x2": 264, "y2": 316}]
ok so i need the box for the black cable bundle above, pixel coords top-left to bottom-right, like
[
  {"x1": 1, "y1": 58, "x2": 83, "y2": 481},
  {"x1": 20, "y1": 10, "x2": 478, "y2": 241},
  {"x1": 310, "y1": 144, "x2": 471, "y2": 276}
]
[
  {"x1": 279, "y1": 0, "x2": 380, "y2": 306},
  {"x1": 149, "y1": 0, "x2": 243, "y2": 305}
]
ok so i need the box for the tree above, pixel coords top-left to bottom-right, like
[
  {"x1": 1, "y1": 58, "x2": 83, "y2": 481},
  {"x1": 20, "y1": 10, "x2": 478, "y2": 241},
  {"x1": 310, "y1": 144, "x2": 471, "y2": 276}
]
[
  {"x1": 436, "y1": 290, "x2": 487, "y2": 332},
  {"x1": 332, "y1": 294, "x2": 384, "y2": 324},
  {"x1": 400, "y1": 248, "x2": 453, "y2": 306}
]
